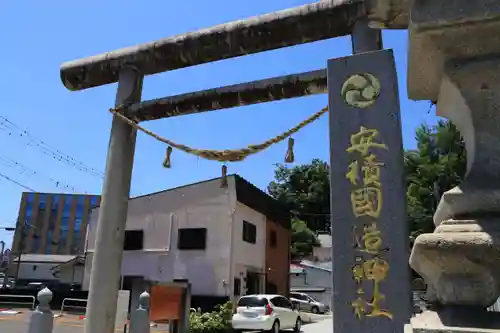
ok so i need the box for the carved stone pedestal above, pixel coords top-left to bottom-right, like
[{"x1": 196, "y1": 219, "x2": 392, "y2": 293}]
[
  {"x1": 406, "y1": 0, "x2": 500, "y2": 331},
  {"x1": 409, "y1": 54, "x2": 500, "y2": 308},
  {"x1": 404, "y1": 308, "x2": 500, "y2": 333}
]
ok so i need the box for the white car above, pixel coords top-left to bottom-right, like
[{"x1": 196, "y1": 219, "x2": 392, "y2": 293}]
[{"x1": 232, "y1": 294, "x2": 301, "y2": 333}]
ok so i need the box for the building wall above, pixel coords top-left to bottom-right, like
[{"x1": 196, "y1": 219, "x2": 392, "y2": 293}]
[
  {"x1": 12, "y1": 192, "x2": 100, "y2": 256},
  {"x1": 230, "y1": 201, "x2": 267, "y2": 298},
  {"x1": 290, "y1": 267, "x2": 332, "y2": 306},
  {"x1": 13, "y1": 262, "x2": 59, "y2": 281},
  {"x1": 312, "y1": 247, "x2": 332, "y2": 262},
  {"x1": 85, "y1": 178, "x2": 237, "y2": 297},
  {"x1": 265, "y1": 219, "x2": 290, "y2": 295},
  {"x1": 58, "y1": 265, "x2": 84, "y2": 285}
]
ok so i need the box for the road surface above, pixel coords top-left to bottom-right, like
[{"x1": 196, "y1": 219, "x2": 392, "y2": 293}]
[
  {"x1": 302, "y1": 317, "x2": 332, "y2": 333},
  {"x1": 0, "y1": 311, "x2": 169, "y2": 333},
  {"x1": 0, "y1": 310, "x2": 331, "y2": 333}
]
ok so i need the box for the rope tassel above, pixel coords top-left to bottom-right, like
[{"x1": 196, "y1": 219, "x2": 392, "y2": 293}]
[
  {"x1": 285, "y1": 137, "x2": 295, "y2": 163},
  {"x1": 163, "y1": 146, "x2": 173, "y2": 168},
  {"x1": 221, "y1": 165, "x2": 228, "y2": 188}
]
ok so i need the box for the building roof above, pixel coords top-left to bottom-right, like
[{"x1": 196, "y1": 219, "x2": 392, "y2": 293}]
[
  {"x1": 12, "y1": 254, "x2": 78, "y2": 263},
  {"x1": 50, "y1": 256, "x2": 85, "y2": 272},
  {"x1": 22, "y1": 191, "x2": 100, "y2": 197},
  {"x1": 292, "y1": 260, "x2": 332, "y2": 272},
  {"x1": 132, "y1": 174, "x2": 291, "y2": 230}
]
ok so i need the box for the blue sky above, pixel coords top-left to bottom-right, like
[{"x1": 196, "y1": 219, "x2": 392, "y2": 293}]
[{"x1": 0, "y1": 0, "x2": 437, "y2": 247}]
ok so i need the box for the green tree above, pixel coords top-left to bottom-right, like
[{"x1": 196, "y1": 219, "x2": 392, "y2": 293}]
[
  {"x1": 406, "y1": 120, "x2": 466, "y2": 238},
  {"x1": 267, "y1": 120, "x2": 466, "y2": 243},
  {"x1": 267, "y1": 159, "x2": 330, "y2": 233},
  {"x1": 290, "y1": 218, "x2": 320, "y2": 259}
]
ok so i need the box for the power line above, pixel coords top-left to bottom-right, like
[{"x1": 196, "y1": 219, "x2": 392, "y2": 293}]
[
  {"x1": 0, "y1": 115, "x2": 104, "y2": 179},
  {"x1": 0, "y1": 172, "x2": 35, "y2": 191},
  {"x1": 0, "y1": 155, "x2": 80, "y2": 192}
]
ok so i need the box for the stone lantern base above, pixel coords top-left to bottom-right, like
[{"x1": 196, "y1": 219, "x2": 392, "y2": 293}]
[{"x1": 404, "y1": 308, "x2": 500, "y2": 333}]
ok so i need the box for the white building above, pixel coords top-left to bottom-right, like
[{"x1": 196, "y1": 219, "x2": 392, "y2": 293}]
[
  {"x1": 84, "y1": 175, "x2": 291, "y2": 303},
  {"x1": 312, "y1": 234, "x2": 332, "y2": 262},
  {"x1": 9, "y1": 254, "x2": 83, "y2": 285}
]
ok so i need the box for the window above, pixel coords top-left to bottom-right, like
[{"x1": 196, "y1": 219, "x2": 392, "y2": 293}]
[
  {"x1": 237, "y1": 296, "x2": 268, "y2": 307},
  {"x1": 234, "y1": 278, "x2": 241, "y2": 296},
  {"x1": 177, "y1": 228, "x2": 207, "y2": 250},
  {"x1": 270, "y1": 230, "x2": 277, "y2": 248},
  {"x1": 242, "y1": 221, "x2": 256, "y2": 244},
  {"x1": 270, "y1": 296, "x2": 293, "y2": 309},
  {"x1": 123, "y1": 230, "x2": 144, "y2": 250}
]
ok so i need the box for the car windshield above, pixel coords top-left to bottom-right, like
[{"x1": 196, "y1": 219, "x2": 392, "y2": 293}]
[{"x1": 237, "y1": 296, "x2": 268, "y2": 307}]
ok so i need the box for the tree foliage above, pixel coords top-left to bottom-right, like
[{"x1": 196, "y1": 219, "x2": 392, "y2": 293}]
[
  {"x1": 268, "y1": 159, "x2": 331, "y2": 233},
  {"x1": 290, "y1": 218, "x2": 320, "y2": 259},
  {"x1": 267, "y1": 120, "x2": 466, "y2": 254},
  {"x1": 405, "y1": 120, "x2": 466, "y2": 238}
]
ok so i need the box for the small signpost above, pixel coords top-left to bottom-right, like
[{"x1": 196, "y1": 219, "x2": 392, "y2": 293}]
[{"x1": 328, "y1": 49, "x2": 411, "y2": 333}]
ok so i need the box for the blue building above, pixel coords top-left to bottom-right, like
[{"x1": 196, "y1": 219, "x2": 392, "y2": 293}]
[{"x1": 12, "y1": 192, "x2": 101, "y2": 255}]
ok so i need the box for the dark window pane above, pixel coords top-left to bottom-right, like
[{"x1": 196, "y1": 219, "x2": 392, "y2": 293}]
[
  {"x1": 90, "y1": 196, "x2": 99, "y2": 207},
  {"x1": 177, "y1": 228, "x2": 207, "y2": 250},
  {"x1": 242, "y1": 221, "x2": 256, "y2": 244},
  {"x1": 76, "y1": 196, "x2": 86, "y2": 218},
  {"x1": 26, "y1": 193, "x2": 35, "y2": 203},
  {"x1": 234, "y1": 278, "x2": 241, "y2": 296},
  {"x1": 237, "y1": 296, "x2": 268, "y2": 307},
  {"x1": 124, "y1": 230, "x2": 144, "y2": 251},
  {"x1": 62, "y1": 196, "x2": 73, "y2": 218}
]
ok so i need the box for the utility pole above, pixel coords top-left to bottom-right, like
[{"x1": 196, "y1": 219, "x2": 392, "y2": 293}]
[
  {"x1": 14, "y1": 223, "x2": 25, "y2": 284},
  {"x1": 0, "y1": 226, "x2": 16, "y2": 288}
]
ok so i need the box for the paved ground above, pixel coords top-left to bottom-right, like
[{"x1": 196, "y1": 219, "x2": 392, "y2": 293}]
[
  {"x1": 0, "y1": 309, "x2": 331, "y2": 332},
  {"x1": 0, "y1": 311, "x2": 169, "y2": 333},
  {"x1": 301, "y1": 317, "x2": 332, "y2": 333}
]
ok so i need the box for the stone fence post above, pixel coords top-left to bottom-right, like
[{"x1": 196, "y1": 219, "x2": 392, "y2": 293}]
[
  {"x1": 28, "y1": 287, "x2": 54, "y2": 333},
  {"x1": 129, "y1": 291, "x2": 150, "y2": 333}
]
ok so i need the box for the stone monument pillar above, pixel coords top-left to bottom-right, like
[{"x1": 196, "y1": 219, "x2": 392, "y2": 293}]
[{"x1": 406, "y1": 1, "x2": 500, "y2": 331}]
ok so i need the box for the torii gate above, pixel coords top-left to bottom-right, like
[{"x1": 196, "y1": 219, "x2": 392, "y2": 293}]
[{"x1": 59, "y1": 1, "x2": 411, "y2": 333}]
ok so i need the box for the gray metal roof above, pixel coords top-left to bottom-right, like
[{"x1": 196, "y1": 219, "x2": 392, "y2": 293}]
[
  {"x1": 13, "y1": 254, "x2": 78, "y2": 263},
  {"x1": 300, "y1": 260, "x2": 332, "y2": 272}
]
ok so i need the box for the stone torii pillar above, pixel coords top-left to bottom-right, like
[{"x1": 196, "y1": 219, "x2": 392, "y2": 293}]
[{"x1": 407, "y1": 0, "x2": 500, "y2": 330}]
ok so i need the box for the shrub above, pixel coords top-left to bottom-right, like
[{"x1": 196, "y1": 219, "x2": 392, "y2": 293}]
[{"x1": 189, "y1": 301, "x2": 233, "y2": 333}]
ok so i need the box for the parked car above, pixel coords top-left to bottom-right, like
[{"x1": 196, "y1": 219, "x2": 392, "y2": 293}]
[
  {"x1": 289, "y1": 292, "x2": 329, "y2": 314},
  {"x1": 231, "y1": 294, "x2": 301, "y2": 333}
]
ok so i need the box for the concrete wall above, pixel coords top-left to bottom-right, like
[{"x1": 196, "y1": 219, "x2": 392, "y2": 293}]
[
  {"x1": 231, "y1": 201, "x2": 266, "y2": 298},
  {"x1": 58, "y1": 265, "x2": 84, "y2": 284},
  {"x1": 85, "y1": 177, "x2": 270, "y2": 297},
  {"x1": 15, "y1": 262, "x2": 59, "y2": 281},
  {"x1": 312, "y1": 247, "x2": 332, "y2": 262}
]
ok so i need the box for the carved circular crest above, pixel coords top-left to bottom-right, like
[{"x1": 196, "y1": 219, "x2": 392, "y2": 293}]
[{"x1": 341, "y1": 73, "x2": 380, "y2": 108}]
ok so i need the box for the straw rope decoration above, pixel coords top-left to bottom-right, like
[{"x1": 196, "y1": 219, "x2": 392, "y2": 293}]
[{"x1": 109, "y1": 106, "x2": 328, "y2": 187}]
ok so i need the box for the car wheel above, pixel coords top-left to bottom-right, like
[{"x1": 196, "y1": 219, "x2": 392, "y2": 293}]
[
  {"x1": 294, "y1": 317, "x2": 302, "y2": 332},
  {"x1": 311, "y1": 306, "x2": 319, "y2": 314},
  {"x1": 269, "y1": 320, "x2": 280, "y2": 333}
]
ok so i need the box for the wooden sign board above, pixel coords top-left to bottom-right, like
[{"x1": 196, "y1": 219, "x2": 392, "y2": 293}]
[{"x1": 150, "y1": 285, "x2": 183, "y2": 322}]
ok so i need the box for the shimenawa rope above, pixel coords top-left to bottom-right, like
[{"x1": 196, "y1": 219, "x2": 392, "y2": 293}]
[{"x1": 109, "y1": 106, "x2": 328, "y2": 186}]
